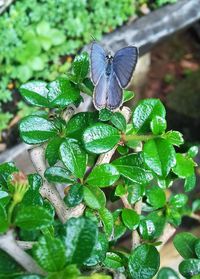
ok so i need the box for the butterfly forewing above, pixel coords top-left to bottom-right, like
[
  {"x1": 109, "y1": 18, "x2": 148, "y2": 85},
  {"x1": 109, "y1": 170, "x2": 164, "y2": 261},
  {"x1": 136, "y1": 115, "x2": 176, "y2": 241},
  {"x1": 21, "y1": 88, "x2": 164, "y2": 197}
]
[
  {"x1": 90, "y1": 43, "x2": 106, "y2": 85},
  {"x1": 113, "y1": 46, "x2": 138, "y2": 88}
]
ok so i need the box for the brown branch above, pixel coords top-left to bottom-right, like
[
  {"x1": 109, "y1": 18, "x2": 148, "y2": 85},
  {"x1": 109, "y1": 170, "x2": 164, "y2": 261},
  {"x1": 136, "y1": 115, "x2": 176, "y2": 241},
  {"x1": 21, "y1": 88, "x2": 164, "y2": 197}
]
[
  {"x1": 132, "y1": 199, "x2": 142, "y2": 249},
  {"x1": 17, "y1": 241, "x2": 36, "y2": 250},
  {"x1": 0, "y1": 230, "x2": 45, "y2": 275},
  {"x1": 157, "y1": 223, "x2": 176, "y2": 251}
]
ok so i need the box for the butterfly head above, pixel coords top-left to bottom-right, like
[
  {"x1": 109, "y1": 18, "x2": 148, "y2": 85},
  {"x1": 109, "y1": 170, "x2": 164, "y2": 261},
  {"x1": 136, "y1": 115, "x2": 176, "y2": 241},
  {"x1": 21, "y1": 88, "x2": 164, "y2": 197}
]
[{"x1": 106, "y1": 52, "x2": 113, "y2": 61}]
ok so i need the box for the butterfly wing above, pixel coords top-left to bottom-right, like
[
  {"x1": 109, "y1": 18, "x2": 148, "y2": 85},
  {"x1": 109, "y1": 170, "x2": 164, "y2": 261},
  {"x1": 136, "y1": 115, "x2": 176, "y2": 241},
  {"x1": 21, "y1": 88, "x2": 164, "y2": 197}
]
[
  {"x1": 90, "y1": 43, "x2": 107, "y2": 85},
  {"x1": 107, "y1": 72, "x2": 123, "y2": 110},
  {"x1": 93, "y1": 73, "x2": 107, "y2": 110},
  {"x1": 113, "y1": 46, "x2": 138, "y2": 88}
]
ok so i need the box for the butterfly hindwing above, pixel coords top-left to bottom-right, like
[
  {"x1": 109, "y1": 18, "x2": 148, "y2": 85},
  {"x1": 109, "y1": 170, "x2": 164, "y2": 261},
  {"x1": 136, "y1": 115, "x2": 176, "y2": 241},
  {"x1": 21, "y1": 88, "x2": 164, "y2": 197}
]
[
  {"x1": 113, "y1": 46, "x2": 138, "y2": 88},
  {"x1": 107, "y1": 72, "x2": 123, "y2": 110},
  {"x1": 90, "y1": 43, "x2": 106, "y2": 85},
  {"x1": 93, "y1": 73, "x2": 107, "y2": 110}
]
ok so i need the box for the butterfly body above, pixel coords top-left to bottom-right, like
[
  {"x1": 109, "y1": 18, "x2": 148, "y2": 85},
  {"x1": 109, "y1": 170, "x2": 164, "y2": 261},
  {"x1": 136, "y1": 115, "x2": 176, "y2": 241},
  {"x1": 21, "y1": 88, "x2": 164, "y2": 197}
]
[{"x1": 90, "y1": 43, "x2": 138, "y2": 111}]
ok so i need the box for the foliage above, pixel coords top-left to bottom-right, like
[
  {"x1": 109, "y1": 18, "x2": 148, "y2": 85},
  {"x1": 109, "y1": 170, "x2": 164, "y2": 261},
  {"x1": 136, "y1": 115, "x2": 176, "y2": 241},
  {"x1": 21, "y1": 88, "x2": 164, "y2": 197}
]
[{"x1": 0, "y1": 50, "x2": 197, "y2": 279}]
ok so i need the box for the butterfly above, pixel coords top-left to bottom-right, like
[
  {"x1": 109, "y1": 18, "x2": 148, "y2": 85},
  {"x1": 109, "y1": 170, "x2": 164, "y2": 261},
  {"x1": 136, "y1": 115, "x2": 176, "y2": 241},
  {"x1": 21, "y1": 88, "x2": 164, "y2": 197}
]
[{"x1": 90, "y1": 42, "x2": 138, "y2": 111}]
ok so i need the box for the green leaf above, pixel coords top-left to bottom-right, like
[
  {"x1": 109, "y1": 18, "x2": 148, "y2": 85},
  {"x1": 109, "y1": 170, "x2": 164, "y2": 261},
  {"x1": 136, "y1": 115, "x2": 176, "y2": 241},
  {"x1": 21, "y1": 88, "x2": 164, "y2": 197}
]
[
  {"x1": 47, "y1": 264, "x2": 80, "y2": 279},
  {"x1": 184, "y1": 173, "x2": 196, "y2": 192},
  {"x1": 22, "y1": 174, "x2": 43, "y2": 206},
  {"x1": 110, "y1": 112, "x2": 126, "y2": 132},
  {"x1": 19, "y1": 116, "x2": 57, "y2": 144},
  {"x1": 163, "y1": 131, "x2": 184, "y2": 147},
  {"x1": 0, "y1": 162, "x2": 18, "y2": 188},
  {"x1": 84, "y1": 232, "x2": 108, "y2": 266},
  {"x1": 50, "y1": 29, "x2": 65, "y2": 46},
  {"x1": 83, "y1": 123, "x2": 120, "y2": 154},
  {"x1": 146, "y1": 186, "x2": 166, "y2": 209},
  {"x1": 28, "y1": 56, "x2": 45, "y2": 71},
  {"x1": 150, "y1": 116, "x2": 167, "y2": 135},
  {"x1": 122, "y1": 208, "x2": 140, "y2": 230},
  {"x1": 99, "y1": 108, "x2": 113, "y2": 122},
  {"x1": 72, "y1": 52, "x2": 89, "y2": 83},
  {"x1": 157, "y1": 267, "x2": 179, "y2": 279},
  {"x1": 173, "y1": 232, "x2": 197, "y2": 259},
  {"x1": 132, "y1": 98, "x2": 166, "y2": 133},
  {"x1": 44, "y1": 166, "x2": 75, "y2": 184},
  {"x1": 128, "y1": 244, "x2": 160, "y2": 279},
  {"x1": 98, "y1": 208, "x2": 114, "y2": 237},
  {"x1": 15, "y1": 205, "x2": 53, "y2": 230},
  {"x1": 60, "y1": 139, "x2": 87, "y2": 178},
  {"x1": 169, "y1": 194, "x2": 188, "y2": 208},
  {"x1": 45, "y1": 137, "x2": 64, "y2": 166},
  {"x1": 0, "y1": 250, "x2": 23, "y2": 275},
  {"x1": 0, "y1": 190, "x2": 10, "y2": 207},
  {"x1": 115, "y1": 184, "x2": 126, "y2": 197},
  {"x1": 60, "y1": 217, "x2": 98, "y2": 265},
  {"x1": 83, "y1": 185, "x2": 106, "y2": 209},
  {"x1": 143, "y1": 138, "x2": 176, "y2": 177},
  {"x1": 123, "y1": 90, "x2": 135, "y2": 103},
  {"x1": 113, "y1": 210, "x2": 126, "y2": 240},
  {"x1": 64, "y1": 183, "x2": 83, "y2": 207},
  {"x1": 195, "y1": 240, "x2": 200, "y2": 259},
  {"x1": 33, "y1": 236, "x2": 67, "y2": 272},
  {"x1": 188, "y1": 146, "x2": 198, "y2": 158},
  {"x1": 66, "y1": 112, "x2": 98, "y2": 141},
  {"x1": 127, "y1": 184, "x2": 144, "y2": 205},
  {"x1": 47, "y1": 78, "x2": 80, "y2": 108},
  {"x1": 139, "y1": 212, "x2": 166, "y2": 241},
  {"x1": 192, "y1": 199, "x2": 200, "y2": 212},
  {"x1": 179, "y1": 259, "x2": 200, "y2": 278},
  {"x1": 20, "y1": 81, "x2": 49, "y2": 107},
  {"x1": 103, "y1": 252, "x2": 124, "y2": 269},
  {"x1": 173, "y1": 153, "x2": 195, "y2": 178},
  {"x1": 0, "y1": 204, "x2": 9, "y2": 233},
  {"x1": 86, "y1": 164, "x2": 119, "y2": 187}
]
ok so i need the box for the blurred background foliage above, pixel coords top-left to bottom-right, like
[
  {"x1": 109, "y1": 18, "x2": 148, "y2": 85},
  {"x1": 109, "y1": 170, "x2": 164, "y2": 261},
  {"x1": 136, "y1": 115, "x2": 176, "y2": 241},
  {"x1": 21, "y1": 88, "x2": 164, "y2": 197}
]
[{"x1": 0, "y1": 0, "x2": 176, "y2": 139}]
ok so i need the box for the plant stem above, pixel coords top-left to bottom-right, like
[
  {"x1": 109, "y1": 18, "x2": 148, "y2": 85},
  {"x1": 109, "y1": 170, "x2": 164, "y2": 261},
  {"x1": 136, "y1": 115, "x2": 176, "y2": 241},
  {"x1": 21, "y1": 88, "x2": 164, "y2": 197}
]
[
  {"x1": 0, "y1": 230, "x2": 46, "y2": 275},
  {"x1": 79, "y1": 83, "x2": 93, "y2": 96},
  {"x1": 8, "y1": 200, "x2": 17, "y2": 224},
  {"x1": 124, "y1": 134, "x2": 158, "y2": 142},
  {"x1": 157, "y1": 224, "x2": 176, "y2": 251},
  {"x1": 132, "y1": 199, "x2": 142, "y2": 249}
]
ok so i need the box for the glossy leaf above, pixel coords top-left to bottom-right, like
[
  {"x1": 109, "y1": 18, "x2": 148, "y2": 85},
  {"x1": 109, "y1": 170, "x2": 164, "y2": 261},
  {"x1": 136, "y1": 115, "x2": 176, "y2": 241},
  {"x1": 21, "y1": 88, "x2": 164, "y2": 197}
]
[
  {"x1": 60, "y1": 138, "x2": 87, "y2": 178},
  {"x1": 123, "y1": 90, "x2": 135, "y2": 103},
  {"x1": 157, "y1": 267, "x2": 179, "y2": 279},
  {"x1": 22, "y1": 174, "x2": 43, "y2": 206},
  {"x1": 64, "y1": 183, "x2": 83, "y2": 207},
  {"x1": 47, "y1": 78, "x2": 80, "y2": 108},
  {"x1": 15, "y1": 205, "x2": 53, "y2": 230},
  {"x1": 173, "y1": 232, "x2": 197, "y2": 259},
  {"x1": 103, "y1": 252, "x2": 124, "y2": 269},
  {"x1": 128, "y1": 184, "x2": 144, "y2": 205},
  {"x1": 179, "y1": 259, "x2": 200, "y2": 278},
  {"x1": 139, "y1": 212, "x2": 166, "y2": 241},
  {"x1": 113, "y1": 210, "x2": 126, "y2": 240},
  {"x1": 45, "y1": 137, "x2": 64, "y2": 166},
  {"x1": 99, "y1": 108, "x2": 113, "y2": 122},
  {"x1": 169, "y1": 194, "x2": 188, "y2": 208},
  {"x1": 84, "y1": 232, "x2": 108, "y2": 266},
  {"x1": 60, "y1": 217, "x2": 98, "y2": 265},
  {"x1": 44, "y1": 166, "x2": 74, "y2": 184},
  {"x1": 122, "y1": 208, "x2": 140, "y2": 230},
  {"x1": 19, "y1": 116, "x2": 57, "y2": 144},
  {"x1": 0, "y1": 250, "x2": 23, "y2": 275},
  {"x1": 20, "y1": 81, "x2": 49, "y2": 107},
  {"x1": 163, "y1": 131, "x2": 184, "y2": 147},
  {"x1": 188, "y1": 146, "x2": 198, "y2": 158},
  {"x1": 195, "y1": 240, "x2": 200, "y2": 259},
  {"x1": 173, "y1": 153, "x2": 195, "y2": 178},
  {"x1": 128, "y1": 244, "x2": 160, "y2": 279},
  {"x1": 66, "y1": 112, "x2": 98, "y2": 141},
  {"x1": 150, "y1": 116, "x2": 166, "y2": 135},
  {"x1": 0, "y1": 204, "x2": 9, "y2": 233},
  {"x1": 143, "y1": 138, "x2": 176, "y2": 177},
  {"x1": 72, "y1": 52, "x2": 89, "y2": 82},
  {"x1": 0, "y1": 190, "x2": 10, "y2": 207},
  {"x1": 33, "y1": 236, "x2": 67, "y2": 272},
  {"x1": 110, "y1": 112, "x2": 126, "y2": 132},
  {"x1": 132, "y1": 98, "x2": 166, "y2": 133},
  {"x1": 86, "y1": 164, "x2": 119, "y2": 187},
  {"x1": 146, "y1": 186, "x2": 166, "y2": 209},
  {"x1": 0, "y1": 162, "x2": 18, "y2": 188},
  {"x1": 83, "y1": 123, "x2": 120, "y2": 154},
  {"x1": 184, "y1": 173, "x2": 196, "y2": 192},
  {"x1": 83, "y1": 185, "x2": 106, "y2": 209},
  {"x1": 98, "y1": 208, "x2": 114, "y2": 237}
]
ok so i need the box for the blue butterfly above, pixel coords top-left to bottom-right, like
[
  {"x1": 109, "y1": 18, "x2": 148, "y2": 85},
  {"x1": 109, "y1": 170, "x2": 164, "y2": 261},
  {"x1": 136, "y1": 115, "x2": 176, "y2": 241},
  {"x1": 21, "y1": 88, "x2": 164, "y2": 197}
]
[{"x1": 90, "y1": 43, "x2": 138, "y2": 111}]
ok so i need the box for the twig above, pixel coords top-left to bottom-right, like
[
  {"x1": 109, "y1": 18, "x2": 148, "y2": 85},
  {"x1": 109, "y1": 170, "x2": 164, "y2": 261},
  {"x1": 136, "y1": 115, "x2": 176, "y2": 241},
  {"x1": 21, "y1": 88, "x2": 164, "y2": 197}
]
[
  {"x1": 132, "y1": 199, "x2": 142, "y2": 249},
  {"x1": 96, "y1": 106, "x2": 132, "y2": 165},
  {"x1": 121, "y1": 195, "x2": 132, "y2": 209},
  {"x1": 190, "y1": 213, "x2": 200, "y2": 222},
  {"x1": 17, "y1": 241, "x2": 36, "y2": 250},
  {"x1": 0, "y1": 230, "x2": 45, "y2": 275},
  {"x1": 157, "y1": 223, "x2": 176, "y2": 251}
]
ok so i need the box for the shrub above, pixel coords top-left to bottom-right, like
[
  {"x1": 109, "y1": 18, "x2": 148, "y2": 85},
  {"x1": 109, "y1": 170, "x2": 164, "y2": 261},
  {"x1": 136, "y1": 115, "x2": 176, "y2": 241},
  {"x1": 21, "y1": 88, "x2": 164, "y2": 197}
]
[{"x1": 0, "y1": 51, "x2": 198, "y2": 278}]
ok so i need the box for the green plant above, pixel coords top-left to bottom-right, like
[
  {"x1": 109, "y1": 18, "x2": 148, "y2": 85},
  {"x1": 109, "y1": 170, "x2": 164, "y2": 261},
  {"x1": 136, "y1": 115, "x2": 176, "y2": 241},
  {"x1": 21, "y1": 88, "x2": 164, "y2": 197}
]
[{"x1": 0, "y1": 51, "x2": 198, "y2": 278}]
